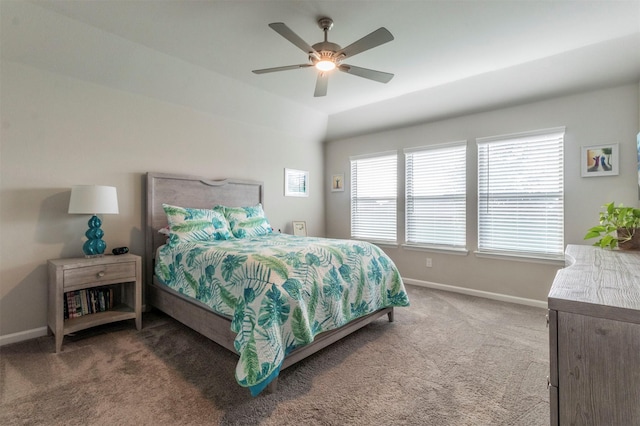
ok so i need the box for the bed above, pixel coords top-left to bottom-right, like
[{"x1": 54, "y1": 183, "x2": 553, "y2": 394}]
[{"x1": 145, "y1": 172, "x2": 409, "y2": 395}]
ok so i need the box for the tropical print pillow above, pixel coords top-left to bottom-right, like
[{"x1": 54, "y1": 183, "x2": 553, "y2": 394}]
[
  {"x1": 215, "y1": 203, "x2": 272, "y2": 238},
  {"x1": 163, "y1": 204, "x2": 232, "y2": 246}
]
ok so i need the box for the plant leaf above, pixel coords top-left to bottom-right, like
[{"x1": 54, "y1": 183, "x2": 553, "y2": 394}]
[{"x1": 584, "y1": 230, "x2": 602, "y2": 240}]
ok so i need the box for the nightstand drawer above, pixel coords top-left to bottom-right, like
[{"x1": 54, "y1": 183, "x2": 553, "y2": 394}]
[{"x1": 64, "y1": 262, "x2": 136, "y2": 289}]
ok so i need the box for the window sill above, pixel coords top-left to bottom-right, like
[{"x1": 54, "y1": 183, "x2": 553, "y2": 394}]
[
  {"x1": 402, "y1": 244, "x2": 469, "y2": 256},
  {"x1": 474, "y1": 250, "x2": 565, "y2": 265}
]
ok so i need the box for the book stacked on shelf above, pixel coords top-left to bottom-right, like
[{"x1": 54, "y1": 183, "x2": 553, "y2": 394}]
[{"x1": 64, "y1": 287, "x2": 114, "y2": 319}]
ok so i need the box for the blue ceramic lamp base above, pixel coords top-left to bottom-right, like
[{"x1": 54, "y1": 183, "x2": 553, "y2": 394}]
[{"x1": 83, "y1": 215, "x2": 107, "y2": 257}]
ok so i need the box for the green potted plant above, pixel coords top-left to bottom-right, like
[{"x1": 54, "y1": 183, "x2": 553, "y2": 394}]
[{"x1": 584, "y1": 202, "x2": 640, "y2": 249}]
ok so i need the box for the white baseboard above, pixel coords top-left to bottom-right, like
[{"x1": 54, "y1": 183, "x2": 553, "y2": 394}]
[
  {"x1": 403, "y1": 277, "x2": 548, "y2": 309},
  {"x1": 1, "y1": 305, "x2": 151, "y2": 347},
  {"x1": 0, "y1": 326, "x2": 48, "y2": 347},
  {"x1": 0, "y1": 284, "x2": 546, "y2": 347}
]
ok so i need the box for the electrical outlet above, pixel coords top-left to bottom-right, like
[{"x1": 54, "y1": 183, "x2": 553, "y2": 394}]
[{"x1": 426, "y1": 258, "x2": 432, "y2": 268}]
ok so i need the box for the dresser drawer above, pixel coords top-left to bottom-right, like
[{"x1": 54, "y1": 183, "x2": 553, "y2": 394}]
[{"x1": 64, "y1": 262, "x2": 136, "y2": 290}]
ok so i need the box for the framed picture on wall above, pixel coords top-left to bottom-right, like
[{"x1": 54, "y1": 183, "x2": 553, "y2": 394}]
[
  {"x1": 284, "y1": 168, "x2": 309, "y2": 197},
  {"x1": 331, "y1": 173, "x2": 344, "y2": 192},
  {"x1": 292, "y1": 221, "x2": 307, "y2": 236},
  {"x1": 581, "y1": 143, "x2": 619, "y2": 177}
]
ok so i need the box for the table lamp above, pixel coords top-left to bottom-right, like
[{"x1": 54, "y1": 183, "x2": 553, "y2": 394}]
[{"x1": 68, "y1": 185, "x2": 119, "y2": 257}]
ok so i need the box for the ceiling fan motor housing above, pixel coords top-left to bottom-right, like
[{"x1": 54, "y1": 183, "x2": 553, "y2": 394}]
[
  {"x1": 311, "y1": 41, "x2": 343, "y2": 65},
  {"x1": 312, "y1": 18, "x2": 341, "y2": 66}
]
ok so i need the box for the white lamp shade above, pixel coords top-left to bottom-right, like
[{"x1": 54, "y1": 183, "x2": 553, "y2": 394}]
[{"x1": 68, "y1": 185, "x2": 119, "y2": 215}]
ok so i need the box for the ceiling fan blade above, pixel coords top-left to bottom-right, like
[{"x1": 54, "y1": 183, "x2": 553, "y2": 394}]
[
  {"x1": 338, "y1": 64, "x2": 394, "y2": 83},
  {"x1": 314, "y1": 72, "x2": 329, "y2": 97},
  {"x1": 252, "y1": 64, "x2": 313, "y2": 74},
  {"x1": 336, "y1": 27, "x2": 394, "y2": 59},
  {"x1": 269, "y1": 22, "x2": 320, "y2": 59}
]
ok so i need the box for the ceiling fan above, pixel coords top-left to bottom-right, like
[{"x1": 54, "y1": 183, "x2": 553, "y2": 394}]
[{"x1": 252, "y1": 17, "x2": 394, "y2": 97}]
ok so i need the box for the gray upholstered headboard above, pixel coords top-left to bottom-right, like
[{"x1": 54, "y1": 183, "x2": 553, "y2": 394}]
[{"x1": 145, "y1": 172, "x2": 264, "y2": 286}]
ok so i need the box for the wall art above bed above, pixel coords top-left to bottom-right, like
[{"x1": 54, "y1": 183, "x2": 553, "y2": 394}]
[{"x1": 284, "y1": 168, "x2": 309, "y2": 197}]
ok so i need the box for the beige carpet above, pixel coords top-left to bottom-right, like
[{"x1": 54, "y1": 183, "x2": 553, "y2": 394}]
[{"x1": 0, "y1": 285, "x2": 549, "y2": 425}]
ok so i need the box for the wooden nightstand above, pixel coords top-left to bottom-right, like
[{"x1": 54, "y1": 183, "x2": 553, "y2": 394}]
[{"x1": 47, "y1": 254, "x2": 142, "y2": 353}]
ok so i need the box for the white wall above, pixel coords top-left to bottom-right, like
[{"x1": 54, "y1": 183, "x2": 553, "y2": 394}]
[
  {"x1": 2, "y1": 0, "x2": 638, "y2": 342},
  {"x1": 325, "y1": 84, "x2": 640, "y2": 303},
  {"x1": 0, "y1": 61, "x2": 327, "y2": 338}
]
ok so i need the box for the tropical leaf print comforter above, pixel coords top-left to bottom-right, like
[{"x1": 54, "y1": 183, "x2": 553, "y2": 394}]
[{"x1": 154, "y1": 233, "x2": 409, "y2": 395}]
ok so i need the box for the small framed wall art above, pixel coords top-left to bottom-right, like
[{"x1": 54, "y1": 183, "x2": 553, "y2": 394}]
[
  {"x1": 284, "y1": 168, "x2": 309, "y2": 197},
  {"x1": 581, "y1": 143, "x2": 619, "y2": 177},
  {"x1": 331, "y1": 173, "x2": 344, "y2": 192},
  {"x1": 292, "y1": 221, "x2": 307, "y2": 236}
]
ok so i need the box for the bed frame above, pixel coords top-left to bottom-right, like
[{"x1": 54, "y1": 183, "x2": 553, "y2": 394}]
[{"x1": 145, "y1": 172, "x2": 393, "y2": 391}]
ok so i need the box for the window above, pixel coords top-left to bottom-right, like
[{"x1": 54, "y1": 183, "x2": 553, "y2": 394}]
[
  {"x1": 405, "y1": 142, "x2": 466, "y2": 249},
  {"x1": 350, "y1": 152, "x2": 397, "y2": 243},
  {"x1": 477, "y1": 127, "x2": 565, "y2": 260}
]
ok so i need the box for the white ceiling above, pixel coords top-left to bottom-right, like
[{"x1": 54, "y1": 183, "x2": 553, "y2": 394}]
[{"x1": 3, "y1": 1, "x2": 640, "y2": 140}]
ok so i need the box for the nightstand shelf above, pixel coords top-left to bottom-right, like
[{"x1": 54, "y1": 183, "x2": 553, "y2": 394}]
[
  {"x1": 48, "y1": 254, "x2": 142, "y2": 353},
  {"x1": 63, "y1": 304, "x2": 136, "y2": 334}
]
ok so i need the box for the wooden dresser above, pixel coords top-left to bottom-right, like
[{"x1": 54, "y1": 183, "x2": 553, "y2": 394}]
[{"x1": 548, "y1": 245, "x2": 640, "y2": 425}]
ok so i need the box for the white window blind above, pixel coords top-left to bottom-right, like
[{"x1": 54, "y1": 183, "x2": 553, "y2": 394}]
[
  {"x1": 350, "y1": 152, "x2": 397, "y2": 242},
  {"x1": 405, "y1": 142, "x2": 466, "y2": 248},
  {"x1": 477, "y1": 127, "x2": 565, "y2": 259}
]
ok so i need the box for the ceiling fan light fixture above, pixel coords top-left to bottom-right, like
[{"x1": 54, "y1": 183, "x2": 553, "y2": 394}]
[{"x1": 315, "y1": 60, "x2": 336, "y2": 71}]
